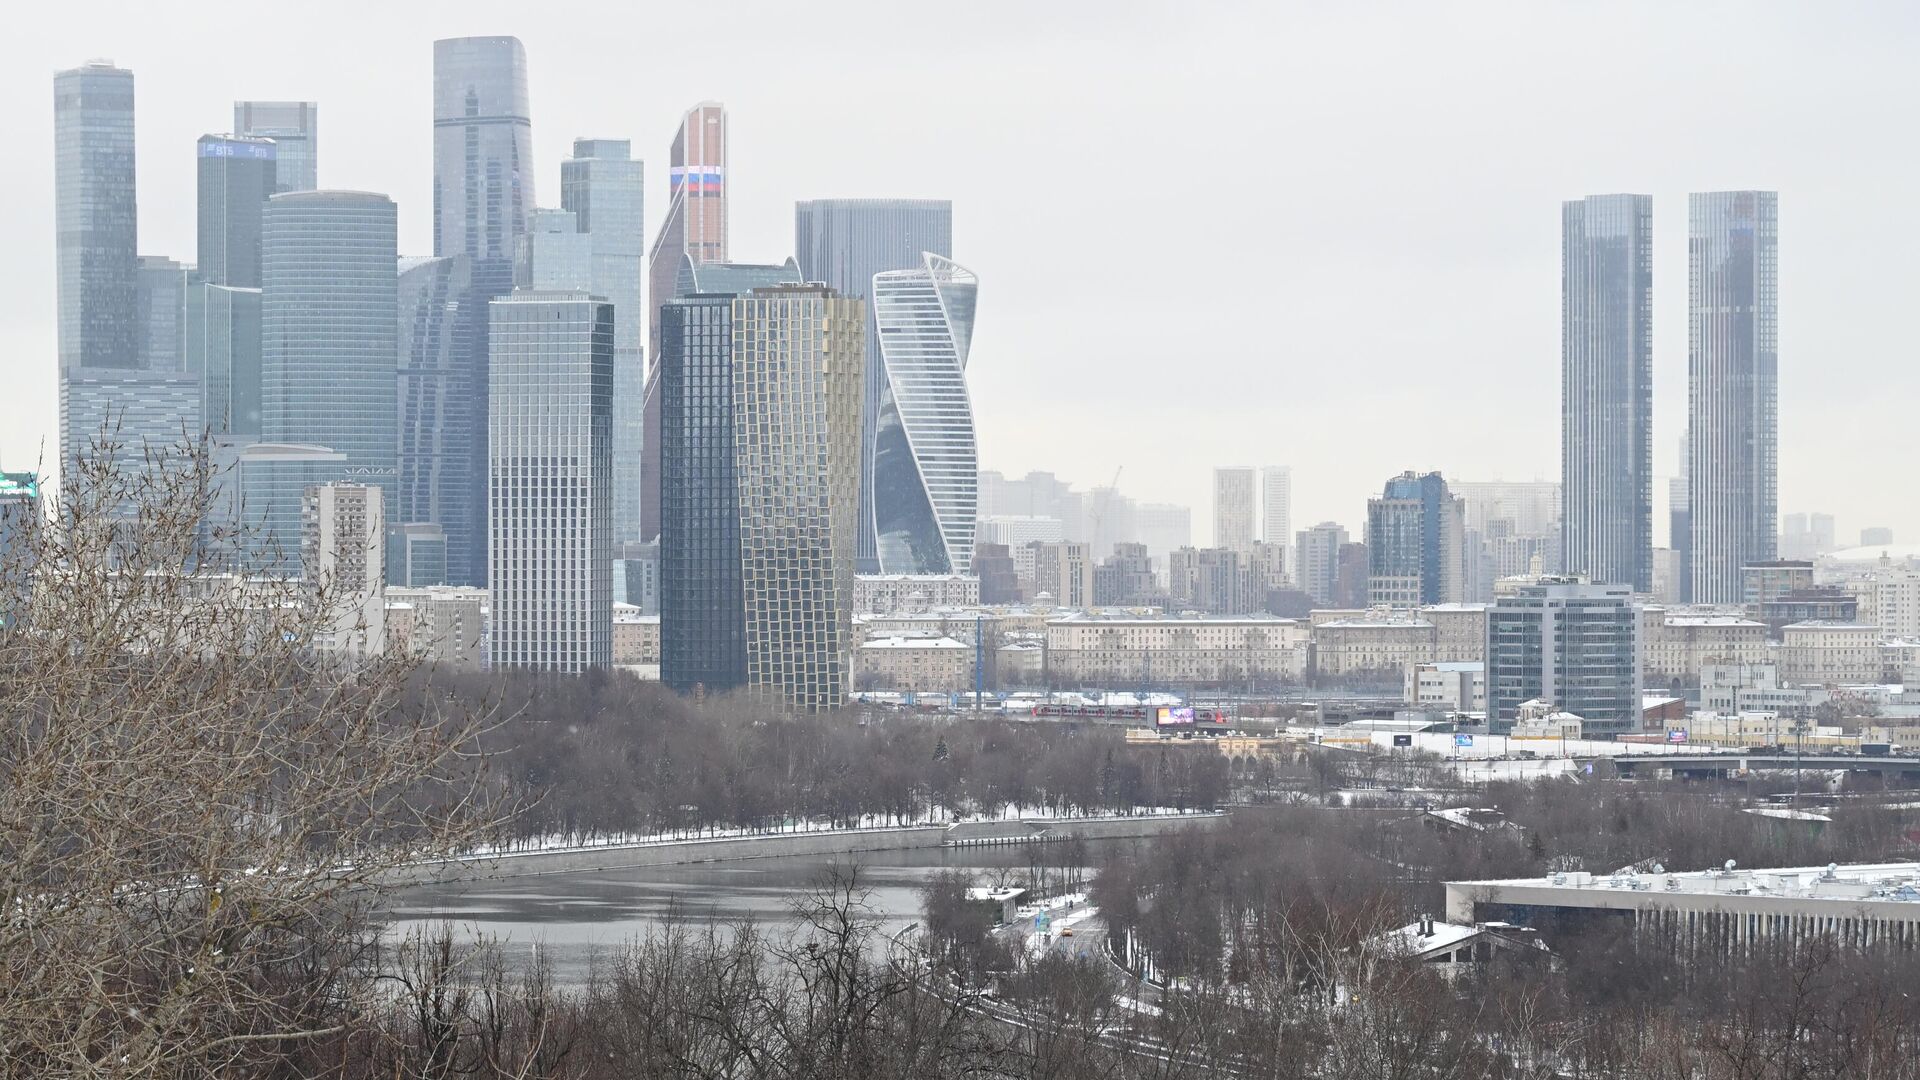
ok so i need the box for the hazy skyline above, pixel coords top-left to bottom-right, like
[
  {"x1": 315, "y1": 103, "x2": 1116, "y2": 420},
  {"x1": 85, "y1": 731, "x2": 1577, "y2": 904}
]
[{"x1": 11, "y1": 1, "x2": 1920, "y2": 545}]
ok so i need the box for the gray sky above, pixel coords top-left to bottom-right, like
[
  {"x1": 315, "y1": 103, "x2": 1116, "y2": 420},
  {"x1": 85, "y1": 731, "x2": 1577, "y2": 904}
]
[{"x1": 7, "y1": 1, "x2": 1917, "y2": 545}]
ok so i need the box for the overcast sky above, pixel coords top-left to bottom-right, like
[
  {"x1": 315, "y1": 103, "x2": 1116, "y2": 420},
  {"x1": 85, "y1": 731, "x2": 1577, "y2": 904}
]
[{"x1": 7, "y1": 1, "x2": 1917, "y2": 546}]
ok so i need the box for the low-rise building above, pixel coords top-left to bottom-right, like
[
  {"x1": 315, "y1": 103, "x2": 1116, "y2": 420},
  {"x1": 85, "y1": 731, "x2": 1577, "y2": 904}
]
[
  {"x1": 1043, "y1": 612, "x2": 1308, "y2": 686},
  {"x1": 613, "y1": 605, "x2": 661, "y2": 668},
  {"x1": 385, "y1": 586, "x2": 487, "y2": 667},
  {"x1": 1777, "y1": 621, "x2": 1882, "y2": 685},
  {"x1": 1641, "y1": 607, "x2": 1769, "y2": 684},
  {"x1": 1312, "y1": 612, "x2": 1435, "y2": 679},
  {"x1": 854, "y1": 574, "x2": 981, "y2": 615},
  {"x1": 1425, "y1": 603, "x2": 1489, "y2": 664},
  {"x1": 1406, "y1": 660, "x2": 1486, "y2": 712},
  {"x1": 855, "y1": 634, "x2": 972, "y2": 692}
]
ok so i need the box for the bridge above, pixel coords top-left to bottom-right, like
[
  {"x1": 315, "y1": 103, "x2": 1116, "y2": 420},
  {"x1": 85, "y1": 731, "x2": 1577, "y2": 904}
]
[{"x1": 1611, "y1": 753, "x2": 1920, "y2": 779}]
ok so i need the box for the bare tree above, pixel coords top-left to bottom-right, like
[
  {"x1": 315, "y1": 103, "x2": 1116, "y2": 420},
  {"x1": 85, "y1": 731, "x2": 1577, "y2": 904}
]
[{"x1": 0, "y1": 432, "x2": 505, "y2": 1077}]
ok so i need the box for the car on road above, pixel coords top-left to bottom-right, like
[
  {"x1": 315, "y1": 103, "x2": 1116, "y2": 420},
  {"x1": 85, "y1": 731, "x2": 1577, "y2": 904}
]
[{"x1": 1060, "y1": 927, "x2": 1075, "y2": 937}]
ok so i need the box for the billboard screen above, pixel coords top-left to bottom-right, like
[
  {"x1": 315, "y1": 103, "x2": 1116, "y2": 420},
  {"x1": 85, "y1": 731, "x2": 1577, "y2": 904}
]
[{"x1": 1156, "y1": 706, "x2": 1196, "y2": 727}]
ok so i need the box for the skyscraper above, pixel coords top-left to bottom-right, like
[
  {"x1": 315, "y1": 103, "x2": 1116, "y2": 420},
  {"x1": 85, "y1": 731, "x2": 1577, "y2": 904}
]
[
  {"x1": 396, "y1": 254, "x2": 473, "y2": 577},
  {"x1": 732, "y1": 285, "x2": 865, "y2": 711},
  {"x1": 640, "y1": 258, "x2": 801, "y2": 541},
  {"x1": 136, "y1": 256, "x2": 186, "y2": 373},
  {"x1": 1260, "y1": 466, "x2": 1292, "y2": 548},
  {"x1": 1486, "y1": 577, "x2": 1641, "y2": 736},
  {"x1": 1212, "y1": 467, "x2": 1256, "y2": 552},
  {"x1": 235, "y1": 101, "x2": 317, "y2": 192},
  {"x1": 433, "y1": 36, "x2": 535, "y2": 585},
  {"x1": 196, "y1": 135, "x2": 277, "y2": 287},
  {"x1": 658, "y1": 293, "x2": 747, "y2": 695},
  {"x1": 560, "y1": 138, "x2": 645, "y2": 543},
  {"x1": 55, "y1": 60, "x2": 141, "y2": 468},
  {"x1": 647, "y1": 103, "x2": 727, "y2": 361},
  {"x1": 1561, "y1": 193, "x2": 1652, "y2": 593},
  {"x1": 188, "y1": 283, "x2": 262, "y2": 437},
  {"x1": 488, "y1": 291, "x2": 614, "y2": 672},
  {"x1": 1688, "y1": 191, "x2": 1778, "y2": 604},
  {"x1": 515, "y1": 208, "x2": 591, "y2": 289},
  {"x1": 1367, "y1": 471, "x2": 1466, "y2": 607},
  {"x1": 257, "y1": 191, "x2": 399, "y2": 568},
  {"x1": 795, "y1": 199, "x2": 954, "y2": 572},
  {"x1": 869, "y1": 253, "x2": 978, "y2": 575},
  {"x1": 1669, "y1": 434, "x2": 1691, "y2": 603}
]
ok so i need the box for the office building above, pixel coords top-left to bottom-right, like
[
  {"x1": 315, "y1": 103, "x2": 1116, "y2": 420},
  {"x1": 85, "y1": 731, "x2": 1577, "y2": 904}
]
[
  {"x1": 301, "y1": 482, "x2": 386, "y2": 656},
  {"x1": 647, "y1": 102, "x2": 727, "y2": 362},
  {"x1": 560, "y1": 138, "x2": 645, "y2": 543},
  {"x1": 869, "y1": 253, "x2": 979, "y2": 575},
  {"x1": 487, "y1": 291, "x2": 614, "y2": 672},
  {"x1": 197, "y1": 134, "x2": 276, "y2": 287},
  {"x1": 732, "y1": 285, "x2": 865, "y2": 710},
  {"x1": 614, "y1": 540, "x2": 659, "y2": 615},
  {"x1": 434, "y1": 36, "x2": 535, "y2": 585},
  {"x1": 1261, "y1": 466, "x2": 1292, "y2": 547},
  {"x1": 658, "y1": 293, "x2": 747, "y2": 694},
  {"x1": 56, "y1": 61, "x2": 141, "y2": 468},
  {"x1": 795, "y1": 199, "x2": 955, "y2": 572},
  {"x1": 515, "y1": 208, "x2": 590, "y2": 289},
  {"x1": 136, "y1": 256, "x2": 187, "y2": 374},
  {"x1": 235, "y1": 101, "x2": 317, "y2": 192},
  {"x1": 641, "y1": 258, "x2": 801, "y2": 541},
  {"x1": 1367, "y1": 471, "x2": 1466, "y2": 607},
  {"x1": 972, "y1": 542, "x2": 1020, "y2": 604},
  {"x1": 389, "y1": 522, "x2": 449, "y2": 587},
  {"x1": 1688, "y1": 191, "x2": 1778, "y2": 604},
  {"x1": 1486, "y1": 577, "x2": 1640, "y2": 735},
  {"x1": 658, "y1": 285, "x2": 864, "y2": 708},
  {"x1": 257, "y1": 191, "x2": 399, "y2": 571},
  {"x1": 1296, "y1": 522, "x2": 1348, "y2": 606},
  {"x1": 1213, "y1": 467, "x2": 1256, "y2": 552},
  {"x1": 1561, "y1": 194, "x2": 1652, "y2": 592},
  {"x1": 1669, "y1": 475, "x2": 1691, "y2": 603},
  {"x1": 1407, "y1": 661, "x2": 1486, "y2": 713},
  {"x1": 188, "y1": 283, "x2": 262, "y2": 437},
  {"x1": 395, "y1": 254, "x2": 474, "y2": 580}
]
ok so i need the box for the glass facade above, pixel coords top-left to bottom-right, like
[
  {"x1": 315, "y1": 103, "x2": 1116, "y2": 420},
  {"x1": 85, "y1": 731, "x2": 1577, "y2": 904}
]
[
  {"x1": 647, "y1": 103, "x2": 727, "y2": 364},
  {"x1": 434, "y1": 36, "x2": 535, "y2": 586},
  {"x1": 235, "y1": 101, "x2": 318, "y2": 193},
  {"x1": 136, "y1": 256, "x2": 186, "y2": 374},
  {"x1": 259, "y1": 190, "x2": 399, "y2": 569},
  {"x1": 397, "y1": 254, "x2": 475, "y2": 576},
  {"x1": 870, "y1": 254, "x2": 979, "y2": 575},
  {"x1": 196, "y1": 134, "x2": 275, "y2": 288},
  {"x1": 561, "y1": 139, "x2": 645, "y2": 543},
  {"x1": 732, "y1": 286, "x2": 866, "y2": 712},
  {"x1": 56, "y1": 61, "x2": 141, "y2": 471},
  {"x1": 1487, "y1": 579, "x2": 1641, "y2": 735},
  {"x1": 794, "y1": 199, "x2": 954, "y2": 573},
  {"x1": 487, "y1": 292, "x2": 614, "y2": 672},
  {"x1": 1688, "y1": 191, "x2": 1779, "y2": 605},
  {"x1": 1367, "y1": 471, "x2": 1465, "y2": 607},
  {"x1": 658, "y1": 296, "x2": 747, "y2": 694},
  {"x1": 188, "y1": 283, "x2": 262, "y2": 437},
  {"x1": 1562, "y1": 193, "x2": 1652, "y2": 593}
]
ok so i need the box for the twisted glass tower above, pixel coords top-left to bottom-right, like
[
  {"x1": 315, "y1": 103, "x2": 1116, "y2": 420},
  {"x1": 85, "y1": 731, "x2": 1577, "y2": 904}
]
[{"x1": 869, "y1": 254, "x2": 978, "y2": 575}]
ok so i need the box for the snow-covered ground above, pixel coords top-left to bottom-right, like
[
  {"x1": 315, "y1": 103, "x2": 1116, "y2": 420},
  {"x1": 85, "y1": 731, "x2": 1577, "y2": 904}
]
[{"x1": 1304, "y1": 728, "x2": 1725, "y2": 760}]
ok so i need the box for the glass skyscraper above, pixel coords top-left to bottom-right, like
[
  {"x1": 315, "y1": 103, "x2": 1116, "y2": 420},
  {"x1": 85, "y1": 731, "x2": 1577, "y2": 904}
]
[
  {"x1": 1561, "y1": 193, "x2": 1652, "y2": 593},
  {"x1": 1366, "y1": 471, "x2": 1466, "y2": 607},
  {"x1": 188, "y1": 283, "x2": 262, "y2": 437},
  {"x1": 561, "y1": 138, "x2": 645, "y2": 543},
  {"x1": 658, "y1": 294, "x2": 747, "y2": 695},
  {"x1": 235, "y1": 101, "x2": 318, "y2": 192},
  {"x1": 136, "y1": 256, "x2": 186, "y2": 374},
  {"x1": 397, "y1": 254, "x2": 473, "y2": 570},
  {"x1": 196, "y1": 134, "x2": 276, "y2": 287},
  {"x1": 1486, "y1": 578, "x2": 1641, "y2": 736},
  {"x1": 1688, "y1": 191, "x2": 1778, "y2": 604},
  {"x1": 647, "y1": 103, "x2": 727, "y2": 364},
  {"x1": 258, "y1": 191, "x2": 399, "y2": 569},
  {"x1": 55, "y1": 61, "x2": 141, "y2": 470},
  {"x1": 794, "y1": 199, "x2": 953, "y2": 573},
  {"x1": 434, "y1": 35, "x2": 535, "y2": 586},
  {"x1": 869, "y1": 254, "x2": 979, "y2": 575},
  {"x1": 487, "y1": 292, "x2": 614, "y2": 672}
]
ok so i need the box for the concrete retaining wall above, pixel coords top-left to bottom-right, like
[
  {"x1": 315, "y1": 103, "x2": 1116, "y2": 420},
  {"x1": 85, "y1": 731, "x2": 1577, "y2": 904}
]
[{"x1": 395, "y1": 813, "x2": 1223, "y2": 884}]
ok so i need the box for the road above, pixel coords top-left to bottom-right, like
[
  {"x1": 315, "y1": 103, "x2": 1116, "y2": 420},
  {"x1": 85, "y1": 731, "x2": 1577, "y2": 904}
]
[{"x1": 1001, "y1": 894, "x2": 1106, "y2": 961}]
